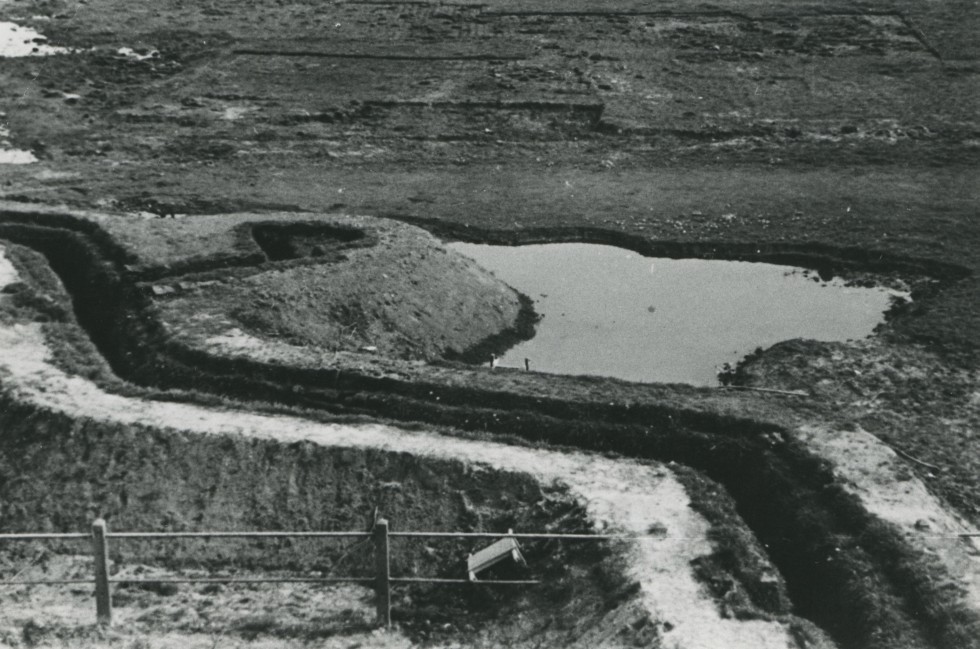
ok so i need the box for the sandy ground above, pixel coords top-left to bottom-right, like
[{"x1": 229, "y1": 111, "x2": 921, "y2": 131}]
[{"x1": 0, "y1": 243, "x2": 798, "y2": 648}]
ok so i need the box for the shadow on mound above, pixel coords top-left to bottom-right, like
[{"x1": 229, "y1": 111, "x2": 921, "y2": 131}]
[{"x1": 251, "y1": 222, "x2": 372, "y2": 261}]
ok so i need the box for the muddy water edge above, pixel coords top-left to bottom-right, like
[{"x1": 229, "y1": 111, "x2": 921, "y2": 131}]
[{"x1": 448, "y1": 241, "x2": 907, "y2": 385}]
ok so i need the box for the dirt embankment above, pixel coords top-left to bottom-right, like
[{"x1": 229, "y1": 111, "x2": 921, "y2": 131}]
[
  {"x1": 0, "y1": 397, "x2": 647, "y2": 646},
  {"x1": 0, "y1": 204, "x2": 535, "y2": 362},
  {"x1": 1, "y1": 212, "x2": 978, "y2": 648},
  {"x1": 0, "y1": 331, "x2": 821, "y2": 647},
  {"x1": 738, "y1": 336, "x2": 980, "y2": 527},
  {"x1": 0, "y1": 404, "x2": 568, "y2": 574},
  {"x1": 0, "y1": 399, "x2": 634, "y2": 647}
]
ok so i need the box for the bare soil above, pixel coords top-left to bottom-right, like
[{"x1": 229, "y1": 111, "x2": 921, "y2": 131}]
[
  {"x1": 1, "y1": 205, "x2": 976, "y2": 648},
  {"x1": 147, "y1": 214, "x2": 531, "y2": 361},
  {"x1": 1, "y1": 0, "x2": 978, "y2": 647}
]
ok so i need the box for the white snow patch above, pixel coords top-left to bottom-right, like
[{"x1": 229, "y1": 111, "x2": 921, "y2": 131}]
[
  {"x1": 0, "y1": 245, "x2": 17, "y2": 286},
  {"x1": 0, "y1": 21, "x2": 69, "y2": 56},
  {"x1": 0, "y1": 125, "x2": 36, "y2": 163},
  {"x1": 206, "y1": 327, "x2": 270, "y2": 351},
  {"x1": 34, "y1": 169, "x2": 79, "y2": 180},
  {"x1": 0, "y1": 148, "x2": 36, "y2": 164},
  {"x1": 222, "y1": 106, "x2": 253, "y2": 120},
  {"x1": 116, "y1": 46, "x2": 158, "y2": 61}
]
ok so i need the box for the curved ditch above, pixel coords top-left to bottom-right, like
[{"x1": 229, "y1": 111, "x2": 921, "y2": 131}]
[
  {"x1": 0, "y1": 211, "x2": 976, "y2": 648},
  {"x1": 0, "y1": 252, "x2": 817, "y2": 647}
]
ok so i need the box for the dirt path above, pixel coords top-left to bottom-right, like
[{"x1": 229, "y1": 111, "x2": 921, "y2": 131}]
[
  {"x1": 0, "y1": 243, "x2": 800, "y2": 648},
  {"x1": 797, "y1": 425, "x2": 980, "y2": 611}
]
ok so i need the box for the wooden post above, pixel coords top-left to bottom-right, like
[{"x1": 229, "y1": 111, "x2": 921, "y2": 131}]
[
  {"x1": 373, "y1": 518, "x2": 391, "y2": 627},
  {"x1": 91, "y1": 518, "x2": 112, "y2": 626}
]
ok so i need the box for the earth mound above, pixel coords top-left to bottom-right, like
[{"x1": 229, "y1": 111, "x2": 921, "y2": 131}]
[{"x1": 137, "y1": 213, "x2": 533, "y2": 361}]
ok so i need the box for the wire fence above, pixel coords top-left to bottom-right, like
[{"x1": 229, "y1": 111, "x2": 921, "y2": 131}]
[
  {"x1": 0, "y1": 519, "x2": 615, "y2": 627},
  {"x1": 2, "y1": 521, "x2": 976, "y2": 627}
]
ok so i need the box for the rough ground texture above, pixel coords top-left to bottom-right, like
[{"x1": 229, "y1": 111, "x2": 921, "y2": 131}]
[
  {"x1": 0, "y1": 209, "x2": 976, "y2": 648},
  {"x1": 0, "y1": 0, "x2": 978, "y2": 647},
  {"x1": 0, "y1": 246, "x2": 826, "y2": 649},
  {"x1": 0, "y1": 0, "x2": 977, "y2": 512},
  {"x1": 143, "y1": 213, "x2": 531, "y2": 361}
]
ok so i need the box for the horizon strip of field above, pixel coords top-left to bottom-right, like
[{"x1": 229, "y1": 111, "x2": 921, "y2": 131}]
[{"x1": 232, "y1": 48, "x2": 525, "y2": 61}]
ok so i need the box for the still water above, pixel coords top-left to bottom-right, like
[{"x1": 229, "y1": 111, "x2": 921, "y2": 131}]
[{"x1": 449, "y1": 242, "x2": 906, "y2": 386}]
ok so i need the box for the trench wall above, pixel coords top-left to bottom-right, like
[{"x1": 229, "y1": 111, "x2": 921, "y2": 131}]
[
  {"x1": 1, "y1": 212, "x2": 978, "y2": 649},
  {"x1": 0, "y1": 399, "x2": 575, "y2": 577}
]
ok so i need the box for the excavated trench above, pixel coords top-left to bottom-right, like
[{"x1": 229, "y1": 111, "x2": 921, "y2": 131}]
[
  {"x1": 0, "y1": 212, "x2": 975, "y2": 649},
  {"x1": 0, "y1": 401, "x2": 578, "y2": 574},
  {"x1": 0, "y1": 398, "x2": 625, "y2": 641}
]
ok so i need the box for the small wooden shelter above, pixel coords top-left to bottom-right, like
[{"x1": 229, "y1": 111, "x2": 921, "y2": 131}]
[{"x1": 467, "y1": 530, "x2": 527, "y2": 581}]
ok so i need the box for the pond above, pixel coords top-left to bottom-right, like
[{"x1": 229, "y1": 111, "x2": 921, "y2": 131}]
[{"x1": 449, "y1": 242, "x2": 907, "y2": 386}]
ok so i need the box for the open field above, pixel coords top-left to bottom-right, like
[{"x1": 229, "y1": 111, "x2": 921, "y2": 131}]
[{"x1": 1, "y1": 0, "x2": 978, "y2": 647}]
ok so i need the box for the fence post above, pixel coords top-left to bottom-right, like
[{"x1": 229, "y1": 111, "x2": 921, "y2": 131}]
[
  {"x1": 91, "y1": 518, "x2": 112, "y2": 626},
  {"x1": 373, "y1": 518, "x2": 391, "y2": 627}
]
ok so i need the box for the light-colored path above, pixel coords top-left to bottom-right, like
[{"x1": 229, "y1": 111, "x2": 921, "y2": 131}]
[
  {"x1": 798, "y1": 425, "x2": 980, "y2": 612},
  {"x1": 0, "y1": 245, "x2": 798, "y2": 648}
]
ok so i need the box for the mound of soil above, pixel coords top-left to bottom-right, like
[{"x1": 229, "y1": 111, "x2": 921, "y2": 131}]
[{"x1": 150, "y1": 214, "x2": 532, "y2": 360}]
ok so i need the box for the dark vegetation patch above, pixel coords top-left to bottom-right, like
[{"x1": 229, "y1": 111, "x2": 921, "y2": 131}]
[{"x1": 1, "y1": 213, "x2": 977, "y2": 648}]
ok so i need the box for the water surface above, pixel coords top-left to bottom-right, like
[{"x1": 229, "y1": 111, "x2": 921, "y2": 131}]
[{"x1": 450, "y1": 242, "x2": 905, "y2": 386}]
